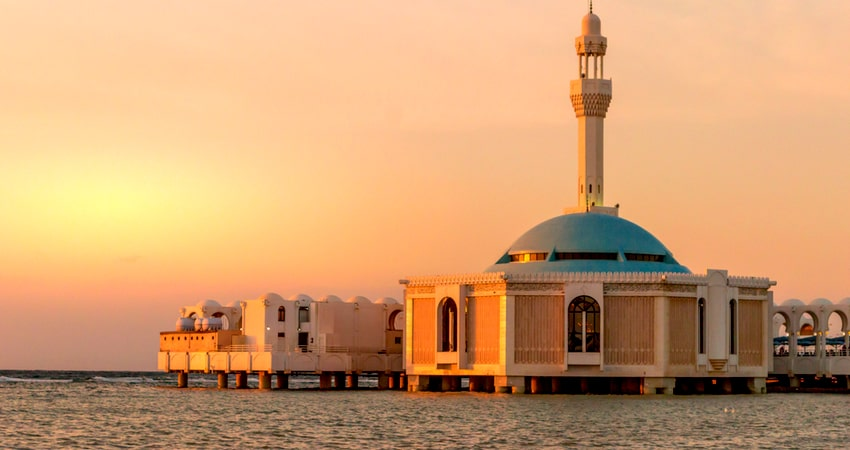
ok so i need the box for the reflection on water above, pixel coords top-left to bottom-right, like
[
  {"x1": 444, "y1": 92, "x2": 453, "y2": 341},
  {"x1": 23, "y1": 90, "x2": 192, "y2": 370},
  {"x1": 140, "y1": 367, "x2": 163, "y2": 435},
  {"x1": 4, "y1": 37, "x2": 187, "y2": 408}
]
[{"x1": 0, "y1": 372, "x2": 845, "y2": 448}]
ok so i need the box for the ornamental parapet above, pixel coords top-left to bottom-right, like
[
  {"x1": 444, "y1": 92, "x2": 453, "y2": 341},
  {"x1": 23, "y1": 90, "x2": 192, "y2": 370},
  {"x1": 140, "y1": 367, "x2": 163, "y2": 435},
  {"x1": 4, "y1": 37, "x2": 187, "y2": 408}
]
[{"x1": 402, "y1": 271, "x2": 774, "y2": 290}]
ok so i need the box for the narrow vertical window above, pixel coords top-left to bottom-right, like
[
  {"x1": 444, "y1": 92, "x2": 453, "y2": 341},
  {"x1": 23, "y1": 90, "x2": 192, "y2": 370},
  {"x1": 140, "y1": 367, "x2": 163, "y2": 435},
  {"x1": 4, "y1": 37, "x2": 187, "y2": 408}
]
[
  {"x1": 568, "y1": 296, "x2": 600, "y2": 352},
  {"x1": 438, "y1": 298, "x2": 458, "y2": 352},
  {"x1": 729, "y1": 299, "x2": 737, "y2": 355},
  {"x1": 698, "y1": 298, "x2": 705, "y2": 354},
  {"x1": 278, "y1": 306, "x2": 286, "y2": 322}
]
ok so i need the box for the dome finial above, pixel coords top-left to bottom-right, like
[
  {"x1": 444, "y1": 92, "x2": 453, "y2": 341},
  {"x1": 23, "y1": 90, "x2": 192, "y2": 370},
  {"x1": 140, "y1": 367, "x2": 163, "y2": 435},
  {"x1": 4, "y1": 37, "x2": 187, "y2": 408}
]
[{"x1": 589, "y1": 0, "x2": 593, "y2": 14}]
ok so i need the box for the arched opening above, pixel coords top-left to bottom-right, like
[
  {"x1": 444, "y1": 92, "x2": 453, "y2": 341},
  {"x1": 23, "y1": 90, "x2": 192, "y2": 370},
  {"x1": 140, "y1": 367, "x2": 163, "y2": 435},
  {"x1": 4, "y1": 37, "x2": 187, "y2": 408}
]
[
  {"x1": 388, "y1": 310, "x2": 405, "y2": 331},
  {"x1": 278, "y1": 306, "x2": 286, "y2": 322},
  {"x1": 212, "y1": 312, "x2": 230, "y2": 331},
  {"x1": 568, "y1": 296, "x2": 600, "y2": 353},
  {"x1": 827, "y1": 311, "x2": 846, "y2": 356},
  {"x1": 798, "y1": 312, "x2": 816, "y2": 356},
  {"x1": 729, "y1": 299, "x2": 737, "y2": 355},
  {"x1": 773, "y1": 313, "x2": 789, "y2": 356},
  {"x1": 698, "y1": 298, "x2": 706, "y2": 354},
  {"x1": 438, "y1": 298, "x2": 458, "y2": 352}
]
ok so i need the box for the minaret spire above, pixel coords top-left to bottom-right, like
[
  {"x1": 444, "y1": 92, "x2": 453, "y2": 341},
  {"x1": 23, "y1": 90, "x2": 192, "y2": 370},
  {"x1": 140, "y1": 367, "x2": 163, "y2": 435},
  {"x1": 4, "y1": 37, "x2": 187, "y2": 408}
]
[{"x1": 567, "y1": 6, "x2": 613, "y2": 215}]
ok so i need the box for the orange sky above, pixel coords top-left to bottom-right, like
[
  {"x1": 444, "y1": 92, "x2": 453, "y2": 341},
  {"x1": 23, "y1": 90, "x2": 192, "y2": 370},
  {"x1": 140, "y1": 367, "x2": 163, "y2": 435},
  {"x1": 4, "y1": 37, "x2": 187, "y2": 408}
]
[{"x1": 1, "y1": 1, "x2": 849, "y2": 370}]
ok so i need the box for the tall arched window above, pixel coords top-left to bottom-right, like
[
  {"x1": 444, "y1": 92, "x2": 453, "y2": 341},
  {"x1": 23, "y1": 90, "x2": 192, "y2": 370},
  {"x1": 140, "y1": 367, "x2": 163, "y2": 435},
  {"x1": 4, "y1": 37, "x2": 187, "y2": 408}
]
[
  {"x1": 438, "y1": 298, "x2": 458, "y2": 352},
  {"x1": 278, "y1": 306, "x2": 286, "y2": 322},
  {"x1": 729, "y1": 299, "x2": 737, "y2": 355},
  {"x1": 568, "y1": 296, "x2": 600, "y2": 353},
  {"x1": 698, "y1": 298, "x2": 706, "y2": 354}
]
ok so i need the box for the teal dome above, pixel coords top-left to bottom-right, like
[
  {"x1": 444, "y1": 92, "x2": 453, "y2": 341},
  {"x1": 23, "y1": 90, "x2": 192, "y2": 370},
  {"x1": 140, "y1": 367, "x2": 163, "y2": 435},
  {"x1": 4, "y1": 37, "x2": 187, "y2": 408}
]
[{"x1": 485, "y1": 213, "x2": 690, "y2": 274}]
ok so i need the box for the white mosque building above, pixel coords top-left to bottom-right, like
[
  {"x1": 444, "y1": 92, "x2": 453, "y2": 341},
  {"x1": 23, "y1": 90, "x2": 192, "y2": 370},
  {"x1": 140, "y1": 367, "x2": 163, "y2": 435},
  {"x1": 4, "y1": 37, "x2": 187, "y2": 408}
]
[
  {"x1": 400, "y1": 8, "x2": 775, "y2": 395},
  {"x1": 159, "y1": 6, "x2": 850, "y2": 394}
]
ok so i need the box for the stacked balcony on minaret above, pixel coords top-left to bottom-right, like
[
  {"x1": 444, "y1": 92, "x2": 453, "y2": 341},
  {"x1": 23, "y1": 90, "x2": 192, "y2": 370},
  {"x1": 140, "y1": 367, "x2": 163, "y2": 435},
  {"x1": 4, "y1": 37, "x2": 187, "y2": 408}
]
[{"x1": 569, "y1": 8, "x2": 612, "y2": 213}]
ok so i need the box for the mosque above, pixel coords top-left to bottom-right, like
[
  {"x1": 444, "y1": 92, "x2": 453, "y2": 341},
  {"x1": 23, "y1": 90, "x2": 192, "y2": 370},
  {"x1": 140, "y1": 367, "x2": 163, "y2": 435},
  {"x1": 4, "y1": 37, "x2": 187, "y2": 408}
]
[
  {"x1": 400, "y1": 7, "x2": 775, "y2": 395},
  {"x1": 160, "y1": 7, "x2": 850, "y2": 394}
]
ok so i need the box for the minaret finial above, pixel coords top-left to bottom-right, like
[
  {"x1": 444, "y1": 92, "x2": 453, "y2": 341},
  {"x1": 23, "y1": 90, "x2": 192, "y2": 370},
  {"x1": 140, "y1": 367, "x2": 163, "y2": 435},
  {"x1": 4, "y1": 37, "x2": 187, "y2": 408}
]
[{"x1": 589, "y1": 0, "x2": 593, "y2": 14}]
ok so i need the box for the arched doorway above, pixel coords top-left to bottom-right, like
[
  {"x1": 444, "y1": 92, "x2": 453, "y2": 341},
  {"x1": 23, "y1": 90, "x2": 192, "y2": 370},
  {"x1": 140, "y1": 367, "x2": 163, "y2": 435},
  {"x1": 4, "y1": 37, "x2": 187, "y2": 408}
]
[
  {"x1": 438, "y1": 298, "x2": 458, "y2": 352},
  {"x1": 568, "y1": 296, "x2": 600, "y2": 353}
]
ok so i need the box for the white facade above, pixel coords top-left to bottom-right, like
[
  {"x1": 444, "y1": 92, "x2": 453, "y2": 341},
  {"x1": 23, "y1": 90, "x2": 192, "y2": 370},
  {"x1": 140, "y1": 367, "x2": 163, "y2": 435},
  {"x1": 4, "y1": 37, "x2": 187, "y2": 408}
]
[{"x1": 158, "y1": 292, "x2": 404, "y2": 389}]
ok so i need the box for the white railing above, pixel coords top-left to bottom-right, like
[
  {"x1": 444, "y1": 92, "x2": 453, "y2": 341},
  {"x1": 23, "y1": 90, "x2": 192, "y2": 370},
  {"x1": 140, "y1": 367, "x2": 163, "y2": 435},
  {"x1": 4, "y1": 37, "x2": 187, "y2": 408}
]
[{"x1": 218, "y1": 344, "x2": 272, "y2": 352}]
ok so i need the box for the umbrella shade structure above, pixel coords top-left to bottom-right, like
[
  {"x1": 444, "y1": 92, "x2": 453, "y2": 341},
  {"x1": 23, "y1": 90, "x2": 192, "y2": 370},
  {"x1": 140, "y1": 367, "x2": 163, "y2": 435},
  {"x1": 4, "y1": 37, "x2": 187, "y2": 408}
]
[
  {"x1": 773, "y1": 336, "x2": 789, "y2": 345},
  {"x1": 826, "y1": 337, "x2": 846, "y2": 346},
  {"x1": 796, "y1": 336, "x2": 817, "y2": 346}
]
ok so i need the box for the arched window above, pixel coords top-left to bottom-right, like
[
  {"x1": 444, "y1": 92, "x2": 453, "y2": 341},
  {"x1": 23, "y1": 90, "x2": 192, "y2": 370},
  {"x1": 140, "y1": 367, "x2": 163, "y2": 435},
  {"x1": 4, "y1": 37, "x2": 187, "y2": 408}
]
[
  {"x1": 568, "y1": 296, "x2": 600, "y2": 353},
  {"x1": 438, "y1": 298, "x2": 458, "y2": 352},
  {"x1": 729, "y1": 299, "x2": 737, "y2": 355},
  {"x1": 698, "y1": 298, "x2": 706, "y2": 354},
  {"x1": 278, "y1": 306, "x2": 286, "y2": 322},
  {"x1": 388, "y1": 310, "x2": 404, "y2": 331}
]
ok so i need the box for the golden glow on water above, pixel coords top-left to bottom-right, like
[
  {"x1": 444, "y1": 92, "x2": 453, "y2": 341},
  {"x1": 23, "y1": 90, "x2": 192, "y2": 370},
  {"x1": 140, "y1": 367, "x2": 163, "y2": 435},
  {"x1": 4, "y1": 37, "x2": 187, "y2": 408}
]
[{"x1": 0, "y1": 374, "x2": 847, "y2": 448}]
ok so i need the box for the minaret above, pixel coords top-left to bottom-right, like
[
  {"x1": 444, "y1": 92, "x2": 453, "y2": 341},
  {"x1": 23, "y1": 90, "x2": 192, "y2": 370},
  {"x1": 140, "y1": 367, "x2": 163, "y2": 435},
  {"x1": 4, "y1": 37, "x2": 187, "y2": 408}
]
[{"x1": 569, "y1": 4, "x2": 613, "y2": 214}]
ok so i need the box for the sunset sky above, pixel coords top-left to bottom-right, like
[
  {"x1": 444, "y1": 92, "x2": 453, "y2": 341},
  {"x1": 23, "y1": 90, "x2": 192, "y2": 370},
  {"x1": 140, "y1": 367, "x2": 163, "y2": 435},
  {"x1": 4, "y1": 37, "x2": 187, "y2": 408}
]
[{"x1": 2, "y1": 1, "x2": 849, "y2": 370}]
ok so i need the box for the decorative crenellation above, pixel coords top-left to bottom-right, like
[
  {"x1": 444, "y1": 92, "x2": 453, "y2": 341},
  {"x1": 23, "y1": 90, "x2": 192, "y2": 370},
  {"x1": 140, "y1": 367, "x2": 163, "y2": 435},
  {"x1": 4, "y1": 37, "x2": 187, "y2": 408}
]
[
  {"x1": 604, "y1": 283, "x2": 697, "y2": 294},
  {"x1": 467, "y1": 283, "x2": 506, "y2": 294},
  {"x1": 665, "y1": 273, "x2": 774, "y2": 289},
  {"x1": 571, "y1": 93, "x2": 612, "y2": 117},
  {"x1": 405, "y1": 285, "x2": 436, "y2": 294},
  {"x1": 507, "y1": 283, "x2": 564, "y2": 292},
  {"x1": 403, "y1": 272, "x2": 508, "y2": 287},
  {"x1": 738, "y1": 287, "x2": 769, "y2": 297}
]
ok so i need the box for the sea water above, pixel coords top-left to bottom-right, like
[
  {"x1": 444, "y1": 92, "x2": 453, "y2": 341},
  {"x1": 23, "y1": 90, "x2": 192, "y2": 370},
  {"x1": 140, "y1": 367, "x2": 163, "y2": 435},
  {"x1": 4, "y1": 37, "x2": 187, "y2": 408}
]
[{"x1": 0, "y1": 371, "x2": 844, "y2": 448}]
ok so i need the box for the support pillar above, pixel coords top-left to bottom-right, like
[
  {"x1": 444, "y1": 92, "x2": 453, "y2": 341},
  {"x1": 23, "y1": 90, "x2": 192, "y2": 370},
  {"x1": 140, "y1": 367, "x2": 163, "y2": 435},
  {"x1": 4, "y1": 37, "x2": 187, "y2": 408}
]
[
  {"x1": 319, "y1": 373, "x2": 332, "y2": 390},
  {"x1": 333, "y1": 373, "x2": 346, "y2": 390},
  {"x1": 258, "y1": 372, "x2": 272, "y2": 390},
  {"x1": 441, "y1": 376, "x2": 460, "y2": 392},
  {"x1": 747, "y1": 377, "x2": 766, "y2": 394},
  {"x1": 469, "y1": 376, "x2": 482, "y2": 392},
  {"x1": 378, "y1": 373, "x2": 390, "y2": 390},
  {"x1": 721, "y1": 378, "x2": 733, "y2": 395},
  {"x1": 551, "y1": 377, "x2": 562, "y2": 394},
  {"x1": 346, "y1": 374, "x2": 358, "y2": 389},
  {"x1": 407, "y1": 375, "x2": 428, "y2": 392},
  {"x1": 388, "y1": 373, "x2": 398, "y2": 390},
  {"x1": 276, "y1": 373, "x2": 289, "y2": 390},
  {"x1": 494, "y1": 376, "x2": 525, "y2": 394},
  {"x1": 217, "y1": 372, "x2": 228, "y2": 389},
  {"x1": 643, "y1": 377, "x2": 675, "y2": 395},
  {"x1": 530, "y1": 377, "x2": 544, "y2": 394},
  {"x1": 177, "y1": 372, "x2": 188, "y2": 388},
  {"x1": 398, "y1": 374, "x2": 407, "y2": 391},
  {"x1": 789, "y1": 376, "x2": 800, "y2": 388},
  {"x1": 235, "y1": 372, "x2": 249, "y2": 389}
]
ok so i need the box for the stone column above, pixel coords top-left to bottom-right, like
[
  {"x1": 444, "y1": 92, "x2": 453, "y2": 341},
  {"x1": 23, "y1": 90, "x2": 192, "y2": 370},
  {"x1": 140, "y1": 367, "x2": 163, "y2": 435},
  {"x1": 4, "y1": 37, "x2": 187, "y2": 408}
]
[
  {"x1": 333, "y1": 373, "x2": 346, "y2": 390},
  {"x1": 530, "y1": 377, "x2": 544, "y2": 394},
  {"x1": 235, "y1": 372, "x2": 249, "y2": 389},
  {"x1": 378, "y1": 373, "x2": 390, "y2": 390},
  {"x1": 345, "y1": 374, "x2": 358, "y2": 389},
  {"x1": 276, "y1": 373, "x2": 289, "y2": 389},
  {"x1": 468, "y1": 376, "x2": 482, "y2": 392},
  {"x1": 747, "y1": 377, "x2": 766, "y2": 394},
  {"x1": 319, "y1": 373, "x2": 332, "y2": 390},
  {"x1": 217, "y1": 372, "x2": 228, "y2": 389},
  {"x1": 494, "y1": 376, "x2": 525, "y2": 394},
  {"x1": 407, "y1": 375, "x2": 428, "y2": 392},
  {"x1": 258, "y1": 372, "x2": 272, "y2": 390},
  {"x1": 643, "y1": 377, "x2": 675, "y2": 395},
  {"x1": 177, "y1": 372, "x2": 188, "y2": 388}
]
